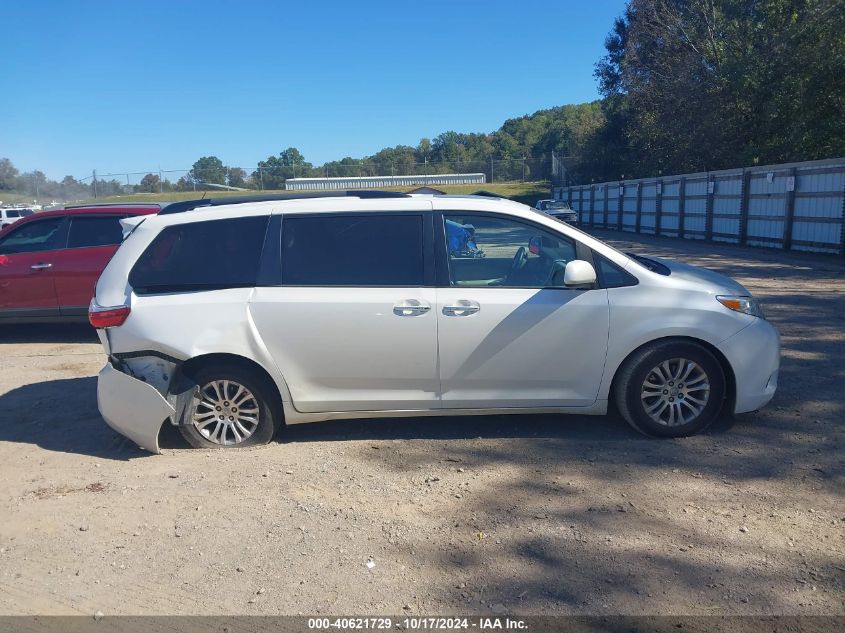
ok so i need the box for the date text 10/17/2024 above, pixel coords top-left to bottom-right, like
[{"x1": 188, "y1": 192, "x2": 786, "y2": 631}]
[{"x1": 307, "y1": 617, "x2": 529, "y2": 631}]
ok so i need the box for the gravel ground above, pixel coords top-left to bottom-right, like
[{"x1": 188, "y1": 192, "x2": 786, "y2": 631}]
[{"x1": 0, "y1": 231, "x2": 843, "y2": 617}]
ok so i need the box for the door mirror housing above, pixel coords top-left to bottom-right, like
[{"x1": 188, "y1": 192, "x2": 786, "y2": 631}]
[{"x1": 563, "y1": 260, "x2": 597, "y2": 287}]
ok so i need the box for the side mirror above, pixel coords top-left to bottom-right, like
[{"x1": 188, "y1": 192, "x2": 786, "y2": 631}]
[{"x1": 563, "y1": 260, "x2": 597, "y2": 287}]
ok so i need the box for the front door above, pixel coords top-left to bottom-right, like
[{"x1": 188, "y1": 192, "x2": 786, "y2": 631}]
[
  {"x1": 250, "y1": 209, "x2": 440, "y2": 413},
  {"x1": 0, "y1": 217, "x2": 65, "y2": 317},
  {"x1": 436, "y1": 212, "x2": 609, "y2": 408}
]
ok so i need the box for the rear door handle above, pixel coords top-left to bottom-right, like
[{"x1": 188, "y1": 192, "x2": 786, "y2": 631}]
[
  {"x1": 393, "y1": 299, "x2": 431, "y2": 317},
  {"x1": 442, "y1": 300, "x2": 480, "y2": 317},
  {"x1": 30, "y1": 263, "x2": 53, "y2": 270}
]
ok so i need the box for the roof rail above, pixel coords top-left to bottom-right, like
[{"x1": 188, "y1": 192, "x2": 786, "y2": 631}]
[
  {"x1": 157, "y1": 190, "x2": 410, "y2": 215},
  {"x1": 64, "y1": 202, "x2": 166, "y2": 209}
]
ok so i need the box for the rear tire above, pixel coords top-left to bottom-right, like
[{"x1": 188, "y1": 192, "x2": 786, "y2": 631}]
[
  {"x1": 613, "y1": 340, "x2": 725, "y2": 438},
  {"x1": 178, "y1": 364, "x2": 278, "y2": 449}
]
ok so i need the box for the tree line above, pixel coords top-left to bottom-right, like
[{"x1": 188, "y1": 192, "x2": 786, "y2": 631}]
[
  {"x1": 182, "y1": 0, "x2": 845, "y2": 186},
  {"x1": 3, "y1": 0, "x2": 842, "y2": 198}
]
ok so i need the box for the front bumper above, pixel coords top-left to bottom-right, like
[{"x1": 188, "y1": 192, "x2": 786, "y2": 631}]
[
  {"x1": 717, "y1": 317, "x2": 780, "y2": 414},
  {"x1": 97, "y1": 363, "x2": 175, "y2": 453}
]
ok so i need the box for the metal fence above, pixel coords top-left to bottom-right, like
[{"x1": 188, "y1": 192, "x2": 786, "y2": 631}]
[{"x1": 553, "y1": 157, "x2": 845, "y2": 255}]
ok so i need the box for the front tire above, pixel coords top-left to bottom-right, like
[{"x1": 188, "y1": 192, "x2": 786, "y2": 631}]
[
  {"x1": 614, "y1": 340, "x2": 726, "y2": 438},
  {"x1": 179, "y1": 365, "x2": 278, "y2": 449}
]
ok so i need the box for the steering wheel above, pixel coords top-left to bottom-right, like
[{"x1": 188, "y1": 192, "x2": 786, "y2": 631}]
[{"x1": 509, "y1": 246, "x2": 528, "y2": 278}]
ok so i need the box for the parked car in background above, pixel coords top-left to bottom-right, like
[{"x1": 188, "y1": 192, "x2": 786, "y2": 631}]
[
  {"x1": 534, "y1": 199, "x2": 579, "y2": 225},
  {"x1": 0, "y1": 204, "x2": 161, "y2": 322},
  {"x1": 0, "y1": 207, "x2": 35, "y2": 229},
  {"x1": 90, "y1": 192, "x2": 779, "y2": 453}
]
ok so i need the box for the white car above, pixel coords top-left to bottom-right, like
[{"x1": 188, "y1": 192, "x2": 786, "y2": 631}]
[
  {"x1": 91, "y1": 192, "x2": 779, "y2": 453},
  {"x1": 0, "y1": 207, "x2": 35, "y2": 229}
]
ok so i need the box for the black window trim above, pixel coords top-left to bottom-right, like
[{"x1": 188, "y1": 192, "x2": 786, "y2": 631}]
[
  {"x1": 275, "y1": 211, "x2": 435, "y2": 288},
  {"x1": 435, "y1": 210, "x2": 597, "y2": 291},
  {"x1": 593, "y1": 253, "x2": 640, "y2": 289},
  {"x1": 130, "y1": 215, "x2": 272, "y2": 296},
  {"x1": 0, "y1": 215, "x2": 69, "y2": 255},
  {"x1": 65, "y1": 214, "x2": 127, "y2": 250}
]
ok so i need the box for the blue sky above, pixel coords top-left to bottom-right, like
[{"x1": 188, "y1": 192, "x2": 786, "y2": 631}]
[{"x1": 2, "y1": 0, "x2": 625, "y2": 180}]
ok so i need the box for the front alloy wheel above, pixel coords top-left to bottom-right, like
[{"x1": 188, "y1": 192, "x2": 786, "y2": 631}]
[
  {"x1": 640, "y1": 358, "x2": 710, "y2": 427},
  {"x1": 615, "y1": 341, "x2": 725, "y2": 437}
]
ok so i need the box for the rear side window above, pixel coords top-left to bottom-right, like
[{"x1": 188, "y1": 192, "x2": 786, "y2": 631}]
[
  {"x1": 281, "y1": 215, "x2": 424, "y2": 286},
  {"x1": 68, "y1": 216, "x2": 123, "y2": 248},
  {"x1": 129, "y1": 217, "x2": 269, "y2": 294}
]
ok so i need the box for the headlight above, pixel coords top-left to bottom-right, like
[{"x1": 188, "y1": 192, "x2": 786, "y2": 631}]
[{"x1": 716, "y1": 295, "x2": 765, "y2": 319}]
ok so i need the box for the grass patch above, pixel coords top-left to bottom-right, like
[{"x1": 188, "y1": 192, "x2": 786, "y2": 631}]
[{"x1": 72, "y1": 181, "x2": 550, "y2": 206}]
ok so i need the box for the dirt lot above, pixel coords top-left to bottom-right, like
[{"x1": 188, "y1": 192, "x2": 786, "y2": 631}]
[{"x1": 0, "y1": 231, "x2": 843, "y2": 617}]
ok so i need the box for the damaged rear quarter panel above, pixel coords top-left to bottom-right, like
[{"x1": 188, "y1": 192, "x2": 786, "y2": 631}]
[{"x1": 106, "y1": 287, "x2": 292, "y2": 404}]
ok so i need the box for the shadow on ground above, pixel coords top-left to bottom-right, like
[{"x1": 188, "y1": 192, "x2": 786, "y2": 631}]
[
  {"x1": 0, "y1": 376, "x2": 147, "y2": 460},
  {"x1": 0, "y1": 323, "x2": 99, "y2": 344}
]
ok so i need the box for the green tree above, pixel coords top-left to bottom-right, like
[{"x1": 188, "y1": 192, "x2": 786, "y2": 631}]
[
  {"x1": 252, "y1": 148, "x2": 312, "y2": 188},
  {"x1": 592, "y1": 0, "x2": 845, "y2": 179},
  {"x1": 191, "y1": 156, "x2": 226, "y2": 185},
  {"x1": 16, "y1": 170, "x2": 48, "y2": 197},
  {"x1": 0, "y1": 158, "x2": 18, "y2": 190},
  {"x1": 175, "y1": 175, "x2": 195, "y2": 192},
  {"x1": 139, "y1": 173, "x2": 161, "y2": 193},
  {"x1": 226, "y1": 167, "x2": 247, "y2": 188}
]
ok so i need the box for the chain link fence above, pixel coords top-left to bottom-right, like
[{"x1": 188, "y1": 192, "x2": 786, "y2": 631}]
[{"x1": 76, "y1": 158, "x2": 553, "y2": 196}]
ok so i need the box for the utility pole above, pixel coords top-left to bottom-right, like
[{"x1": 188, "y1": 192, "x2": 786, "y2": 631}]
[
  {"x1": 92, "y1": 170, "x2": 98, "y2": 198},
  {"x1": 490, "y1": 157, "x2": 494, "y2": 184}
]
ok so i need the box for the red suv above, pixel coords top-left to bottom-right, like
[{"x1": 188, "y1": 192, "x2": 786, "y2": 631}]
[{"x1": 0, "y1": 204, "x2": 160, "y2": 323}]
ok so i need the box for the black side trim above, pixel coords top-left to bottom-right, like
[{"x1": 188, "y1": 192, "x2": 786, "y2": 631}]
[
  {"x1": 433, "y1": 212, "x2": 450, "y2": 287},
  {"x1": 58, "y1": 306, "x2": 89, "y2": 317},
  {"x1": 422, "y1": 212, "x2": 436, "y2": 287},
  {"x1": 112, "y1": 350, "x2": 185, "y2": 364},
  {"x1": 0, "y1": 307, "x2": 61, "y2": 318},
  {"x1": 256, "y1": 215, "x2": 282, "y2": 286}
]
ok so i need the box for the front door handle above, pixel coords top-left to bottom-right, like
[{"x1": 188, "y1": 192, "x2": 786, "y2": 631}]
[
  {"x1": 442, "y1": 300, "x2": 480, "y2": 317},
  {"x1": 393, "y1": 299, "x2": 431, "y2": 317},
  {"x1": 30, "y1": 263, "x2": 53, "y2": 270}
]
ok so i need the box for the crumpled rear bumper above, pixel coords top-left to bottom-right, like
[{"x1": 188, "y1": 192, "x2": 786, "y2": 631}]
[{"x1": 97, "y1": 363, "x2": 175, "y2": 453}]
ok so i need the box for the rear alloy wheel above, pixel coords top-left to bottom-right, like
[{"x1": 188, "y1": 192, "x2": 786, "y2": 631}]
[
  {"x1": 179, "y1": 365, "x2": 278, "y2": 449},
  {"x1": 614, "y1": 341, "x2": 725, "y2": 437}
]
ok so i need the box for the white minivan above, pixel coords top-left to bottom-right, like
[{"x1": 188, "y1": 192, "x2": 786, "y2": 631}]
[{"x1": 91, "y1": 192, "x2": 779, "y2": 453}]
